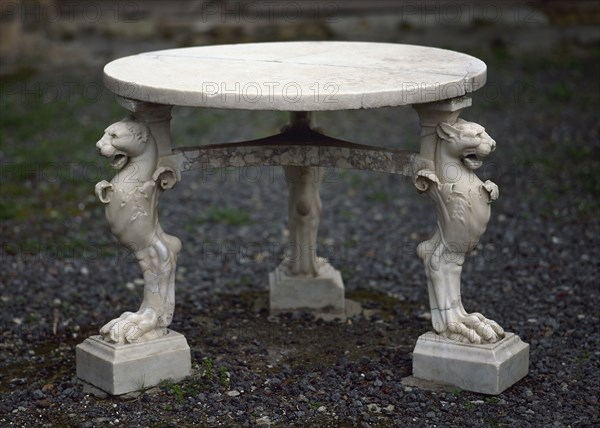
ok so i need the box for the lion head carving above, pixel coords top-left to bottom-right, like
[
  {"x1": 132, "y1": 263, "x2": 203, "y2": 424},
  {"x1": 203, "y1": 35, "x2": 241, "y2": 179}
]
[
  {"x1": 436, "y1": 118, "x2": 496, "y2": 171},
  {"x1": 96, "y1": 118, "x2": 150, "y2": 170}
]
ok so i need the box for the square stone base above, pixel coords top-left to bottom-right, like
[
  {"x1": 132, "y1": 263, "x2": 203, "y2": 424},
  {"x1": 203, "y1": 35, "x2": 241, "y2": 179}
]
[
  {"x1": 412, "y1": 331, "x2": 529, "y2": 395},
  {"x1": 76, "y1": 329, "x2": 191, "y2": 395},
  {"x1": 269, "y1": 260, "x2": 345, "y2": 320}
]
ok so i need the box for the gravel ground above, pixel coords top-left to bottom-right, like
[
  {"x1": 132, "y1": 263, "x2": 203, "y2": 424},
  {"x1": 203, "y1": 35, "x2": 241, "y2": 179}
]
[{"x1": 1, "y1": 16, "x2": 599, "y2": 428}]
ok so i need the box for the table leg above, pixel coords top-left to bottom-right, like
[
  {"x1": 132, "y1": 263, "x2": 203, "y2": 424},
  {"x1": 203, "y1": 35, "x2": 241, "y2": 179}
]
[
  {"x1": 409, "y1": 98, "x2": 529, "y2": 395},
  {"x1": 95, "y1": 102, "x2": 182, "y2": 344},
  {"x1": 283, "y1": 165, "x2": 323, "y2": 276},
  {"x1": 77, "y1": 101, "x2": 190, "y2": 395},
  {"x1": 412, "y1": 97, "x2": 504, "y2": 344},
  {"x1": 269, "y1": 112, "x2": 345, "y2": 319}
]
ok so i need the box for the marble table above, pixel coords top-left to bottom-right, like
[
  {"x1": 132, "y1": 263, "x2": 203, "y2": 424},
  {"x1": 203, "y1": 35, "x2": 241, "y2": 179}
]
[{"x1": 76, "y1": 42, "x2": 528, "y2": 395}]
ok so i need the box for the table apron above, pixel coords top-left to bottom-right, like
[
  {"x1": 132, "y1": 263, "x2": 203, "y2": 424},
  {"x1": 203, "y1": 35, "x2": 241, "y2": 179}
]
[{"x1": 172, "y1": 142, "x2": 431, "y2": 177}]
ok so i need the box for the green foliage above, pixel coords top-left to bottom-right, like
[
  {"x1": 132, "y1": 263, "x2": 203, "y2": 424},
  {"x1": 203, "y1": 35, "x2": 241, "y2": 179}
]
[
  {"x1": 485, "y1": 396, "x2": 500, "y2": 404},
  {"x1": 463, "y1": 401, "x2": 475, "y2": 410},
  {"x1": 0, "y1": 74, "x2": 120, "y2": 255},
  {"x1": 158, "y1": 358, "x2": 232, "y2": 405},
  {"x1": 203, "y1": 357, "x2": 215, "y2": 381},
  {"x1": 450, "y1": 387, "x2": 462, "y2": 396},
  {"x1": 219, "y1": 366, "x2": 229, "y2": 386},
  {"x1": 169, "y1": 384, "x2": 184, "y2": 405}
]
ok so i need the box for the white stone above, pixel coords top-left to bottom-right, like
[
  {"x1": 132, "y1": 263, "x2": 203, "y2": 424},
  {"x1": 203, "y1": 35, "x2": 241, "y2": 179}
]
[
  {"x1": 95, "y1": 115, "x2": 181, "y2": 345},
  {"x1": 103, "y1": 42, "x2": 486, "y2": 111},
  {"x1": 412, "y1": 331, "x2": 529, "y2": 395},
  {"x1": 413, "y1": 116, "x2": 504, "y2": 344},
  {"x1": 92, "y1": 42, "x2": 529, "y2": 394},
  {"x1": 76, "y1": 330, "x2": 191, "y2": 395},
  {"x1": 283, "y1": 163, "x2": 324, "y2": 278},
  {"x1": 267, "y1": 115, "x2": 347, "y2": 319},
  {"x1": 269, "y1": 260, "x2": 345, "y2": 319}
]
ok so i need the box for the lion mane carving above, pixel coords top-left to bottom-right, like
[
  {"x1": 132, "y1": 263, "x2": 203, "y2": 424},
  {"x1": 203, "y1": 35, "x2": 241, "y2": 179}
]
[
  {"x1": 95, "y1": 118, "x2": 180, "y2": 344},
  {"x1": 414, "y1": 118, "x2": 505, "y2": 344}
]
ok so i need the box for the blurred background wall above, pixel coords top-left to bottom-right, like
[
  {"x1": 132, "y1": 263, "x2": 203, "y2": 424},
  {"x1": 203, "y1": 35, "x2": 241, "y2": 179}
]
[
  {"x1": 0, "y1": 1, "x2": 598, "y2": 232},
  {"x1": 1, "y1": 0, "x2": 599, "y2": 77}
]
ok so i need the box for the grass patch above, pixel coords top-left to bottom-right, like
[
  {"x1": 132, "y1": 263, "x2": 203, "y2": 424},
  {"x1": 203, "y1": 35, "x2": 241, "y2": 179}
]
[
  {"x1": 0, "y1": 75, "x2": 118, "y2": 225},
  {"x1": 347, "y1": 288, "x2": 411, "y2": 321},
  {"x1": 203, "y1": 357, "x2": 215, "y2": 381},
  {"x1": 158, "y1": 357, "x2": 232, "y2": 404},
  {"x1": 450, "y1": 387, "x2": 462, "y2": 396},
  {"x1": 169, "y1": 383, "x2": 185, "y2": 405},
  {"x1": 219, "y1": 366, "x2": 229, "y2": 387}
]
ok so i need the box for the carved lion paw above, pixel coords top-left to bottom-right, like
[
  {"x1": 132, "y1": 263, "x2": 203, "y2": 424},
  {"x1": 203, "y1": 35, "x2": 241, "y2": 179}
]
[
  {"x1": 99, "y1": 308, "x2": 165, "y2": 344},
  {"x1": 483, "y1": 180, "x2": 499, "y2": 202},
  {"x1": 440, "y1": 311, "x2": 505, "y2": 344}
]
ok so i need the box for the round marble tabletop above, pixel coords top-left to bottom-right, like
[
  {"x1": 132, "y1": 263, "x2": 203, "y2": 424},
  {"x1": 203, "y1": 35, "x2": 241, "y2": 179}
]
[{"x1": 104, "y1": 41, "x2": 486, "y2": 111}]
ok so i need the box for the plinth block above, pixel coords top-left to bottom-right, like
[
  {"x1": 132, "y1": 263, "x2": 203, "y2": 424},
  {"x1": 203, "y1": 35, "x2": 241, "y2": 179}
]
[
  {"x1": 76, "y1": 329, "x2": 191, "y2": 395},
  {"x1": 412, "y1": 331, "x2": 529, "y2": 395},
  {"x1": 269, "y1": 261, "x2": 345, "y2": 319}
]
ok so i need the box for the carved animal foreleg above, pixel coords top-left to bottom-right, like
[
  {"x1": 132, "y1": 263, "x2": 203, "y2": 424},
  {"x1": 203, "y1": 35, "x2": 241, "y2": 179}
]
[
  {"x1": 419, "y1": 239, "x2": 502, "y2": 344},
  {"x1": 417, "y1": 229, "x2": 447, "y2": 333},
  {"x1": 284, "y1": 165, "x2": 323, "y2": 276},
  {"x1": 99, "y1": 209, "x2": 181, "y2": 343},
  {"x1": 99, "y1": 222, "x2": 181, "y2": 345},
  {"x1": 417, "y1": 182, "x2": 504, "y2": 344}
]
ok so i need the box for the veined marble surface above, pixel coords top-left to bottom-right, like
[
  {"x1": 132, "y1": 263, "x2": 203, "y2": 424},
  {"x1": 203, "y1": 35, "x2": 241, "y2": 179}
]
[{"x1": 104, "y1": 41, "x2": 486, "y2": 110}]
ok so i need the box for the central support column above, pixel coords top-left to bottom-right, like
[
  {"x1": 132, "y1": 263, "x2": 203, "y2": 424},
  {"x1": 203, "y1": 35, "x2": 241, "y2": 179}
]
[{"x1": 269, "y1": 112, "x2": 346, "y2": 320}]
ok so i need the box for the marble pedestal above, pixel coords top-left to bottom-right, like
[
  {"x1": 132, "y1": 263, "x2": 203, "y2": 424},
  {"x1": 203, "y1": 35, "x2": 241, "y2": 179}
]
[
  {"x1": 76, "y1": 330, "x2": 191, "y2": 395},
  {"x1": 269, "y1": 261, "x2": 345, "y2": 320},
  {"x1": 412, "y1": 331, "x2": 529, "y2": 395}
]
